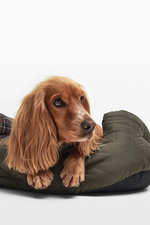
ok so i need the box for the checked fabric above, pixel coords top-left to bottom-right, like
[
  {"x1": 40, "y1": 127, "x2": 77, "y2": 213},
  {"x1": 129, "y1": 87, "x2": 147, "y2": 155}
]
[{"x1": 0, "y1": 113, "x2": 12, "y2": 142}]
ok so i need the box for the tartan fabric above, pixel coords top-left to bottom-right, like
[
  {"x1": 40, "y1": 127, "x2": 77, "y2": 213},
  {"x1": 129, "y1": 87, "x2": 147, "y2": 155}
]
[{"x1": 0, "y1": 113, "x2": 12, "y2": 141}]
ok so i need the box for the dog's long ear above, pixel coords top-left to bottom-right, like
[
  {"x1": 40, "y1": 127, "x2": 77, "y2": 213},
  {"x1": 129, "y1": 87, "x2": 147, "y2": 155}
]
[{"x1": 5, "y1": 89, "x2": 59, "y2": 174}]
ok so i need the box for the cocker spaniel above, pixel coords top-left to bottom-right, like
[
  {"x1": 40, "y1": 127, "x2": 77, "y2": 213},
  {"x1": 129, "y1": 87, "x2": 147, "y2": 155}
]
[{"x1": 5, "y1": 76, "x2": 104, "y2": 189}]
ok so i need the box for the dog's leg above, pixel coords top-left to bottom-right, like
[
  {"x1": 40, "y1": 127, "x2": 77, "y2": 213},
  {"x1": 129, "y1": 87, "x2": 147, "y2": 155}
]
[
  {"x1": 60, "y1": 149, "x2": 86, "y2": 187},
  {"x1": 27, "y1": 170, "x2": 54, "y2": 189}
]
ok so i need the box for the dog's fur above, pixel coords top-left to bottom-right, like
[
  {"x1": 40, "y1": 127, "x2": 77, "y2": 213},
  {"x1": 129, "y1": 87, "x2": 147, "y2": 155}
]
[{"x1": 5, "y1": 76, "x2": 104, "y2": 189}]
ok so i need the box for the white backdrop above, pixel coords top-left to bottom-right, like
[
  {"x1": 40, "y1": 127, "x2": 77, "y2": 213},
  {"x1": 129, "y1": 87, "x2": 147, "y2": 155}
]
[
  {"x1": 0, "y1": 1, "x2": 150, "y2": 225},
  {"x1": 1, "y1": 47, "x2": 150, "y2": 128}
]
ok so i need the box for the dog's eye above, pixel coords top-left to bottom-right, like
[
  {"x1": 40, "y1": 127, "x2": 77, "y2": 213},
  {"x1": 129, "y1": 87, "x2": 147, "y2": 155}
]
[
  {"x1": 80, "y1": 96, "x2": 84, "y2": 104},
  {"x1": 53, "y1": 98, "x2": 64, "y2": 107}
]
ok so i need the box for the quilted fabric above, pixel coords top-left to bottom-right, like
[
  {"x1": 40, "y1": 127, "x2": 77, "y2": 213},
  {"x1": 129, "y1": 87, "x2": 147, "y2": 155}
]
[{"x1": 0, "y1": 110, "x2": 150, "y2": 194}]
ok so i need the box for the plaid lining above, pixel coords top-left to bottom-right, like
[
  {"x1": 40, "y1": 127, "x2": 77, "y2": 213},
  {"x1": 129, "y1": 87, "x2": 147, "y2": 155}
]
[{"x1": 0, "y1": 113, "x2": 12, "y2": 141}]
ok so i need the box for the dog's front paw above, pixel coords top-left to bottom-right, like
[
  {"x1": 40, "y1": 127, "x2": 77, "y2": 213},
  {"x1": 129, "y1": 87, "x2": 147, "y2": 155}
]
[
  {"x1": 60, "y1": 164, "x2": 85, "y2": 188},
  {"x1": 27, "y1": 170, "x2": 54, "y2": 189}
]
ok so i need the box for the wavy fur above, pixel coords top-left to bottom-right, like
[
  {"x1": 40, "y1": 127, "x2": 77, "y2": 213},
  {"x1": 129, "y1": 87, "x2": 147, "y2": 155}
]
[{"x1": 5, "y1": 76, "x2": 103, "y2": 189}]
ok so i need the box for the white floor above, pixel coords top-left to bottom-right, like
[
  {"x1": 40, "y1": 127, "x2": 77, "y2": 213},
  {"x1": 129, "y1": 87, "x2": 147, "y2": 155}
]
[{"x1": 1, "y1": 186, "x2": 150, "y2": 225}]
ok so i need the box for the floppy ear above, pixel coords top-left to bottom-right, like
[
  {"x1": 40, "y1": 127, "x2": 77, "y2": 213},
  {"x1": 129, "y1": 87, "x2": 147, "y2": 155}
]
[{"x1": 5, "y1": 89, "x2": 59, "y2": 174}]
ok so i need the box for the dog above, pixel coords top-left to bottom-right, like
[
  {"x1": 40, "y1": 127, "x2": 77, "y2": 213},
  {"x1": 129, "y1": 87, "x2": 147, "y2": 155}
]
[{"x1": 5, "y1": 76, "x2": 104, "y2": 189}]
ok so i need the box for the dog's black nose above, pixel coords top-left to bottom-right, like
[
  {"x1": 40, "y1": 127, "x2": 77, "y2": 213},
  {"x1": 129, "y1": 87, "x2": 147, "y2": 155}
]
[{"x1": 81, "y1": 119, "x2": 96, "y2": 133}]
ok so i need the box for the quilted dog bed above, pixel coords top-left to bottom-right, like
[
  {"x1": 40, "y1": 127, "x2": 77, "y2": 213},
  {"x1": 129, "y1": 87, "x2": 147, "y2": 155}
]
[{"x1": 0, "y1": 110, "x2": 150, "y2": 194}]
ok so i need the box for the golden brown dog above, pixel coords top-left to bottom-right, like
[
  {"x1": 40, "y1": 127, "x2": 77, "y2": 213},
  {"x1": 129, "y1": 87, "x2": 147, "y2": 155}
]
[{"x1": 5, "y1": 76, "x2": 104, "y2": 189}]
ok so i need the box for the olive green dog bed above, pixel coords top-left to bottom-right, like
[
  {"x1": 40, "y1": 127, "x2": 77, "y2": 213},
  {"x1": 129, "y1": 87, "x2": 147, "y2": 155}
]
[{"x1": 0, "y1": 110, "x2": 150, "y2": 194}]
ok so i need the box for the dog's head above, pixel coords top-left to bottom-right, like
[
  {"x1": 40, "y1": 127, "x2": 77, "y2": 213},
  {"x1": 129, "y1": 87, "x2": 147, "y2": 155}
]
[
  {"x1": 6, "y1": 76, "x2": 99, "y2": 174},
  {"x1": 45, "y1": 76, "x2": 96, "y2": 143}
]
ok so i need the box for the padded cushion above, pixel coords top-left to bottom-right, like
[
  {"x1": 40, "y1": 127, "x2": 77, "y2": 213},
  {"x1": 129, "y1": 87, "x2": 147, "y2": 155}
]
[{"x1": 0, "y1": 110, "x2": 150, "y2": 194}]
